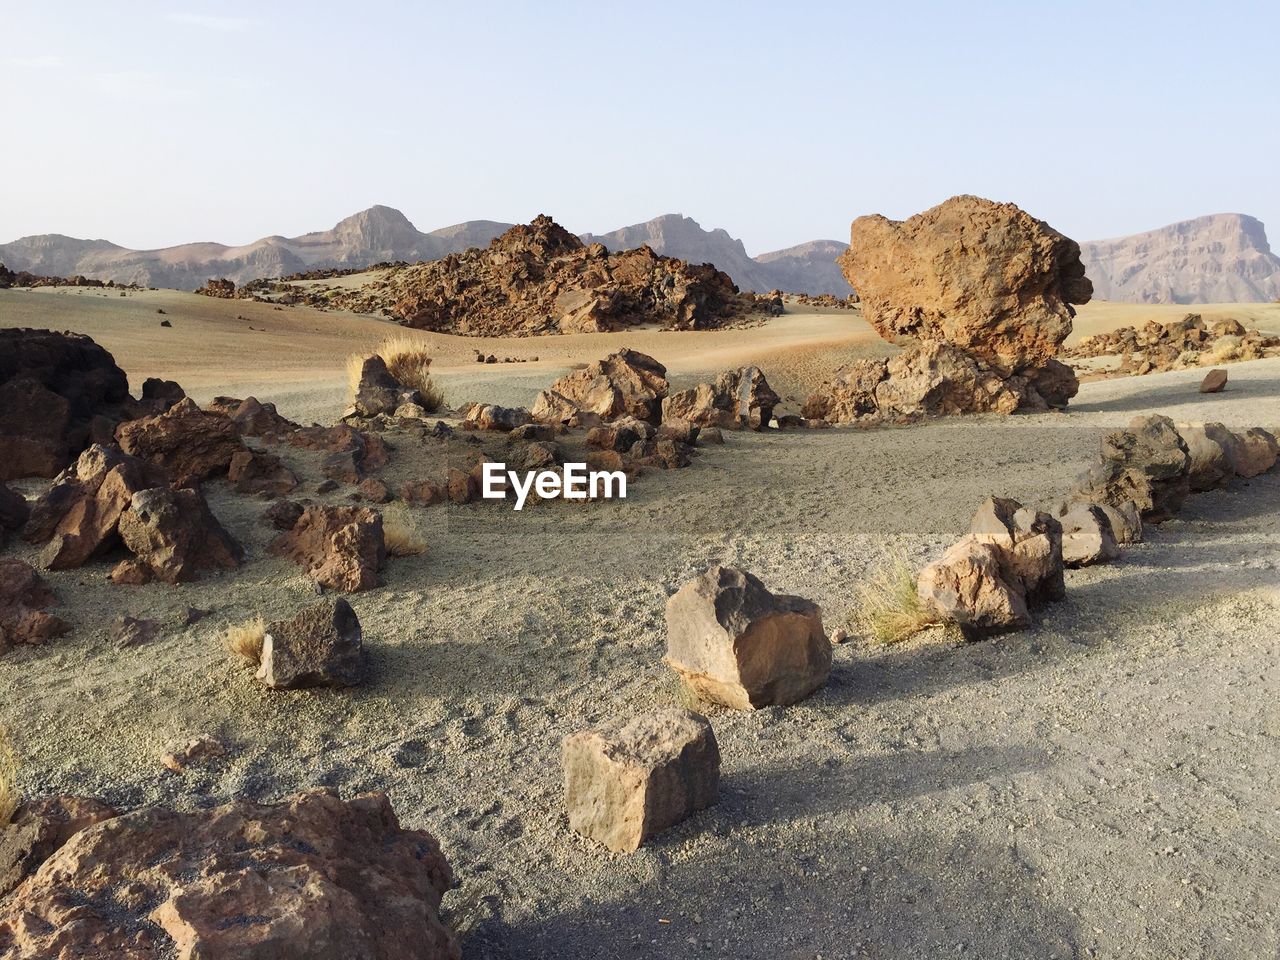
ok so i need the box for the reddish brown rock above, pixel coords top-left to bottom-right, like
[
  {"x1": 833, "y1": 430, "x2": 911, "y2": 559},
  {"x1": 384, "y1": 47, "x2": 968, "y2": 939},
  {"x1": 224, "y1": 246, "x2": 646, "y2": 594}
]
[
  {"x1": 1199, "y1": 368, "x2": 1228, "y2": 393},
  {"x1": 661, "y1": 366, "x2": 780, "y2": 431},
  {"x1": 460, "y1": 403, "x2": 532, "y2": 432},
  {"x1": 208, "y1": 396, "x2": 300, "y2": 438},
  {"x1": 0, "y1": 790, "x2": 460, "y2": 960},
  {"x1": 1072, "y1": 414, "x2": 1192, "y2": 522},
  {"x1": 0, "y1": 796, "x2": 119, "y2": 898},
  {"x1": 357, "y1": 477, "x2": 393, "y2": 503},
  {"x1": 564, "y1": 708, "x2": 720, "y2": 853},
  {"x1": 160, "y1": 735, "x2": 229, "y2": 773},
  {"x1": 969, "y1": 497, "x2": 1066, "y2": 604},
  {"x1": 289, "y1": 424, "x2": 388, "y2": 484},
  {"x1": 399, "y1": 480, "x2": 447, "y2": 506},
  {"x1": 116, "y1": 487, "x2": 244, "y2": 584},
  {"x1": 0, "y1": 329, "x2": 133, "y2": 480},
  {"x1": 665, "y1": 566, "x2": 830, "y2": 709},
  {"x1": 917, "y1": 537, "x2": 1030, "y2": 637},
  {"x1": 112, "y1": 614, "x2": 160, "y2": 648},
  {"x1": 116, "y1": 397, "x2": 247, "y2": 485},
  {"x1": 531, "y1": 349, "x2": 669, "y2": 424},
  {"x1": 1231, "y1": 427, "x2": 1279, "y2": 477},
  {"x1": 0, "y1": 559, "x2": 70, "y2": 653},
  {"x1": 0, "y1": 483, "x2": 29, "y2": 545},
  {"x1": 228, "y1": 448, "x2": 300, "y2": 497},
  {"x1": 838, "y1": 195, "x2": 1092, "y2": 376},
  {"x1": 257, "y1": 598, "x2": 364, "y2": 690},
  {"x1": 268, "y1": 505, "x2": 385, "y2": 592}
]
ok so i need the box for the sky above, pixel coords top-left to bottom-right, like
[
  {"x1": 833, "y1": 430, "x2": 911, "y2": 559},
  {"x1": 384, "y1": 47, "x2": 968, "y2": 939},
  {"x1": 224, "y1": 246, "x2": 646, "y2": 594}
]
[{"x1": 3, "y1": 0, "x2": 1278, "y2": 255}]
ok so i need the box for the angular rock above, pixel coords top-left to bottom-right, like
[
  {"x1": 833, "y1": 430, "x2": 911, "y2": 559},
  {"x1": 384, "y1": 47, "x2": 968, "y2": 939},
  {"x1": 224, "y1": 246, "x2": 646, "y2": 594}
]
[
  {"x1": 261, "y1": 498, "x2": 306, "y2": 531},
  {"x1": 117, "y1": 487, "x2": 244, "y2": 584},
  {"x1": 0, "y1": 560, "x2": 70, "y2": 654},
  {"x1": 268, "y1": 505, "x2": 385, "y2": 592},
  {"x1": 228, "y1": 448, "x2": 299, "y2": 497},
  {"x1": 461, "y1": 403, "x2": 532, "y2": 432},
  {"x1": 661, "y1": 366, "x2": 780, "y2": 431},
  {"x1": 116, "y1": 397, "x2": 247, "y2": 485},
  {"x1": 969, "y1": 497, "x2": 1066, "y2": 604},
  {"x1": 802, "y1": 358, "x2": 888, "y2": 423},
  {"x1": 917, "y1": 536, "x2": 1030, "y2": 637},
  {"x1": 257, "y1": 598, "x2": 364, "y2": 690},
  {"x1": 0, "y1": 483, "x2": 29, "y2": 545},
  {"x1": 531, "y1": 349, "x2": 669, "y2": 424},
  {"x1": 161, "y1": 735, "x2": 229, "y2": 773},
  {"x1": 665, "y1": 566, "x2": 830, "y2": 709},
  {"x1": 112, "y1": 615, "x2": 160, "y2": 648},
  {"x1": 1230, "y1": 427, "x2": 1279, "y2": 478},
  {"x1": 563, "y1": 708, "x2": 720, "y2": 853},
  {"x1": 0, "y1": 329, "x2": 133, "y2": 479},
  {"x1": 1054, "y1": 502, "x2": 1121, "y2": 567},
  {"x1": 875, "y1": 342, "x2": 1027, "y2": 418},
  {"x1": 1199, "y1": 368, "x2": 1227, "y2": 393},
  {"x1": 1176, "y1": 422, "x2": 1237, "y2": 491},
  {"x1": 0, "y1": 789, "x2": 460, "y2": 960},
  {"x1": 351, "y1": 355, "x2": 403, "y2": 417},
  {"x1": 838, "y1": 195, "x2": 1092, "y2": 376},
  {"x1": 1072, "y1": 414, "x2": 1191, "y2": 522},
  {"x1": 0, "y1": 796, "x2": 119, "y2": 899}
]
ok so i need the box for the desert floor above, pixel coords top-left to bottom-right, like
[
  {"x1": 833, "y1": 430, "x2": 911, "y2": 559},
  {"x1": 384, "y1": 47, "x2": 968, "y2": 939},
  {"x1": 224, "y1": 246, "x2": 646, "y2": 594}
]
[{"x1": 1, "y1": 289, "x2": 1278, "y2": 959}]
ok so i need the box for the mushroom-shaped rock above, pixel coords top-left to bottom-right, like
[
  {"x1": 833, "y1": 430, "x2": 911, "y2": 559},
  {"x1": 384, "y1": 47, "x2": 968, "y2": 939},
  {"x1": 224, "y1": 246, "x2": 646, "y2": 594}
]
[
  {"x1": 116, "y1": 487, "x2": 244, "y2": 584},
  {"x1": 563, "y1": 708, "x2": 720, "y2": 853},
  {"x1": 917, "y1": 536, "x2": 1030, "y2": 637},
  {"x1": 664, "y1": 566, "x2": 830, "y2": 709},
  {"x1": 257, "y1": 598, "x2": 364, "y2": 690}
]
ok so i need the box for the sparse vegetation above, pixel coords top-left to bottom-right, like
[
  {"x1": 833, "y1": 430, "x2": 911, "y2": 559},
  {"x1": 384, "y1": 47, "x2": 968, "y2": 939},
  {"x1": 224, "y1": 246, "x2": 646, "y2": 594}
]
[
  {"x1": 850, "y1": 551, "x2": 938, "y2": 645},
  {"x1": 347, "y1": 335, "x2": 445, "y2": 413},
  {"x1": 383, "y1": 511, "x2": 428, "y2": 557},
  {"x1": 224, "y1": 616, "x2": 267, "y2": 666},
  {"x1": 0, "y1": 727, "x2": 19, "y2": 826}
]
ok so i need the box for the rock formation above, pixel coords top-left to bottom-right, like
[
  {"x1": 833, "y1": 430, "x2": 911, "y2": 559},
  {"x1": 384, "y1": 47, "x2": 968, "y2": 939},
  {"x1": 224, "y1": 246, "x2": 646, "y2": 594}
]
[
  {"x1": 0, "y1": 789, "x2": 460, "y2": 959},
  {"x1": 532, "y1": 349, "x2": 670, "y2": 425},
  {"x1": 0, "y1": 560, "x2": 70, "y2": 654},
  {"x1": 115, "y1": 487, "x2": 244, "y2": 584},
  {"x1": 665, "y1": 566, "x2": 830, "y2": 709},
  {"x1": 563, "y1": 708, "x2": 720, "y2": 852},
  {"x1": 116, "y1": 397, "x2": 248, "y2": 485},
  {"x1": 268, "y1": 504, "x2": 386, "y2": 592},
  {"x1": 1071, "y1": 414, "x2": 1192, "y2": 522},
  {"x1": 1062, "y1": 313, "x2": 1278, "y2": 379},
  {"x1": 662, "y1": 366, "x2": 780, "y2": 431}
]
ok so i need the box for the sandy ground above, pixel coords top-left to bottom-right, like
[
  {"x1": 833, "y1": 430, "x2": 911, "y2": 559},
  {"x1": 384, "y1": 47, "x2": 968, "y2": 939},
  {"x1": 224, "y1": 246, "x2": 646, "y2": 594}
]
[{"x1": 1, "y1": 289, "x2": 1279, "y2": 958}]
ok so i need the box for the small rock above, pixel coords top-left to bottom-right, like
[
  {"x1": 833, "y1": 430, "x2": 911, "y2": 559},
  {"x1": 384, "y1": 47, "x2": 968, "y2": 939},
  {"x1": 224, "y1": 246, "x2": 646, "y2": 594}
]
[
  {"x1": 112, "y1": 615, "x2": 159, "y2": 648},
  {"x1": 1199, "y1": 368, "x2": 1227, "y2": 393},
  {"x1": 160, "y1": 735, "x2": 228, "y2": 773}
]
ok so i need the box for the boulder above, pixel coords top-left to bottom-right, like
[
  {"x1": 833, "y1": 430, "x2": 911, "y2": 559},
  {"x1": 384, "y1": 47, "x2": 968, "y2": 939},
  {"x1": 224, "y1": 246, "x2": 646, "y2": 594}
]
[
  {"x1": 0, "y1": 790, "x2": 460, "y2": 960},
  {"x1": 1072, "y1": 414, "x2": 1191, "y2": 522},
  {"x1": 0, "y1": 329, "x2": 133, "y2": 479},
  {"x1": 531, "y1": 349, "x2": 668, "y2": 424},
  {"x1": 1175, "y1": 422, "x2": 1237, "y2": 491},
  {"x1": 228, "y1": 448, "x2": 300, "y2": 497},
  {"x1": 874, "y1": 342, "x2": 1027, "y2": 418},
  {"x1": 1199, "y1": 368, "x2": 1228, "y2": 393},
  {"x1": 838, "y1": 195, "x2": 1092, "y2": 376},
  {"x1": 917, "y1": 537, "x2": 1031, "y2": 637},
  {"x1": 0, "y1": 796, "x2": 119, "y2": 899},
  {"x1": 661, "y1": 366, "x2": 780, "y2": 431},
  {"x1": 211, "y1": 396, "x2": 300, "y2": 438},
  {"x1": 289, "y1": 424, "x2": 389, "y2": 484},
  {"x1": 461, "y1": 403, "x2": 532, "y2": 432},
  {"x1": 1230, "y1": 427, "x2": 1279, "y2": 478},
  {"x1": 351, "y1": 356, "x2": 404, "y2": 417},
  {"x1": 508, "y1": 423, "x2": 559, "y2": 443},
  {"x1": 664, "y1": 566, "x2": 830, "y2": 709},
  {"x1": 968, "y1": 497, "x2": 1066, "y2": 604},
  {"x1": 268, "y1": 505, "x2": 385, "y2": 592},
  {"x1": 563, "y1": 708, "x2": 720, "y2": 853},
  {"x1": 1054, "y1": 502, "x2": 1121, "y2": 567},
  {"x1": 24, "y1": 444, "x2": 154, "y2": 570},
  {"x1": 262, "y1": 498, "x2": 306, "y2": 531},
  {"x1": 0, "y1": 560, "x2": 70, "y2": 654},
  {"x1": 0, "y1": 483, "x2": 29, "y2": 545},
  {"x1": 801, "y1": 359, "x2": 888, "y2": 423},
  {"x1": 116, "y1": 487, "x2": 244, "y2": 584},
  {"x1": 586, "y1": 416, "x2": 655, "y2": 453},
  {"x1": 138, "y1": 377, "x2": 186, "y2": 414},
  {"x1": 116, "y1": 397, "x2": 247, "y2": 485},
  {"x1": 257, "y1": 598, "x2": 364, "y2": 690},
  {"x1": 1085, "y1": 498, "x2": 1143, "y2": 545}
]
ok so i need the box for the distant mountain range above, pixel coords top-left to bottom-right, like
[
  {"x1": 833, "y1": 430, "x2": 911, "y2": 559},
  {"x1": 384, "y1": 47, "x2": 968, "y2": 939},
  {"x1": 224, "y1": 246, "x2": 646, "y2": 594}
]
[{"x1": 3, "y1": 206, "x2": 1279, "y2": 303}]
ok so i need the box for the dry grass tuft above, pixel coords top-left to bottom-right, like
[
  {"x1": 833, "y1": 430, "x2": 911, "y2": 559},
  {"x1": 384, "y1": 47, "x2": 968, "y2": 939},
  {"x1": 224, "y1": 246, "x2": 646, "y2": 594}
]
[
  {"x1": 224, "y1": 616, "x2": 266, "y2": 666},
  {"x1": 851, "y1": 552, "x2": 937, "y2": 645},
  {"x1": 0, "y1": 727, "x2": 18, "y2": 826},
  {"x1": 383, "y1": 512, "x2": 428, "y2": 557},
  {"x1": 347, "y1": 335, "x2": 445, "y2": 413}
]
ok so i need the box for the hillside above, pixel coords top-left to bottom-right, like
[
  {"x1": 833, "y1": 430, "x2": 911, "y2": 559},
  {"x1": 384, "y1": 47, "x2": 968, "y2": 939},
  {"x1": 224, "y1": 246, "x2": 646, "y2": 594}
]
[{"x1": 1081, "y1": 213, "x2": 1280, "y2": 304}]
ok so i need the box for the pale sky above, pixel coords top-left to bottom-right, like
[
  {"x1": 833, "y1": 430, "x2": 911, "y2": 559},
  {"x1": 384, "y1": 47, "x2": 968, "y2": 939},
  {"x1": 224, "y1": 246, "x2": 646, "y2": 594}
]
[{"x1": 3, "y1": 0, "x2": 1277, "y2": 255}]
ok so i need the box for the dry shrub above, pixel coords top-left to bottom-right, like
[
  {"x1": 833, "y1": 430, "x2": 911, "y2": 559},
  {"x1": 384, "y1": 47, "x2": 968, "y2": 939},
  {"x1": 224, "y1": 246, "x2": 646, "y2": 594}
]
[
  {"x1": 1207, "y1": 336, "x2": 1242, "y2": 363},
  {"x1": 851, "y1": 552, "x2": 937, "y2": 645},
  {"x1": 347, "y1": 335, "x2": 444, "y2": 412},
  {"x1": 0, "y1": 727, "x2": 18, "y2": 826},
  {"x1": 224, "y1": 616, "x2": 266, "y2": 666},
  {"x1": 383, "y1": 512, "x2": 427, "y2": 557}
]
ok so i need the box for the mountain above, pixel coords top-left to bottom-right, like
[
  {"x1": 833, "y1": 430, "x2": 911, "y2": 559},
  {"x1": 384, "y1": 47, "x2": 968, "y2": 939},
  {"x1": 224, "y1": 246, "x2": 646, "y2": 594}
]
[
  {"x1": 580, "y1": 214, "x2": 853, "y2": 296},
  {"x1": 1080, "y1": 214, "x2": 1280, "y2": 304},
  {"x1": 0, "y1": 206, "x2": 514, "y2": 291}
]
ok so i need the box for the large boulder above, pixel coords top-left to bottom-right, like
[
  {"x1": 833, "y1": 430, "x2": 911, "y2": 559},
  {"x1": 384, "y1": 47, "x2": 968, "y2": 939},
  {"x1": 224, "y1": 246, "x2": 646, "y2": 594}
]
[
  {"x1": 0, "y1": 560, "x2": 71, "y2": 654},
  {"x1": 268, "y1": 505, "x2": 386, "y2": 592},
  {"x1": 0, "y1": 790, "x2": 461, "y2": 960},
  {"x1": 1072, "y1": 414, "x2": 1192, "y2": 522},
  {"x1": 257, "y1": 598, "x2": 364, "y2": 690},
  {"x1": 0, "y1": 329, "x2": 134, "y2": 480},
  {"x1": 801, "y1": 358, "x2": 889, "y2": 423},
  {"x1": 116, "y1": 397, "x2": 247, "y2": 485},
  {"x1": 664, "y1": 566, "x2": 830, "y2": 709},
  {"x1": 662, "y1": 366, "x2": 780, "y2": 431},
  {"x1": 116, "y1": 487, "x2": 244, "y2": 584},
  {"x1": 874, "y1": 342, "x2": 1026, "y2": 418},
  {"x1": 968, "y1": 497, "x2": 1066, "y2": 605},
  {"x1": 563, "y1": 708, "x2": 720, "y2": 853},
  {"x1": 1230, "y1": 427, "x2": 1279, "y2": 477},
  {"x1": 917, "y1": 537, "x2": 1029, "y2": 637},
  {"x1": 531, "y1": 349, "x2": 669, "y2": 425},
  {"x1": 838, "y1": 195, "x2": 1092, "y2": 376},
  {"x1": 1175, "y1": 422, "x2": 1238, "y2": 492}
]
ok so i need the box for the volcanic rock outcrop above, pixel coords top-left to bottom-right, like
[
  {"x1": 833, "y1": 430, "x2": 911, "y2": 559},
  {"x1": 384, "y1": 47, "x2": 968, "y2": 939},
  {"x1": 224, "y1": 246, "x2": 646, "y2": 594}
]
[
  {"x1": 268, "y1": 504, "x2": 386, "y2": 592},
  {"x1": 1063, "y1": 313, "x2": 1279, "y2": 378},
  {"x1": 662, "y1": 366, "x2": 780, "y2": 431},
  {"x1": 329, "y1": 215, "x2": 763, "y2": 336},
  {"x1": 0, "y1": 329, "x2": 135, "y2": 479},
  {"x1": 808, "y1": 196, "x2": 1092, "y2": 423},
  {"x1": 532, "y1": 349, "x2": 670, "y2": 425},
  {"x1": 0, "y1": 789, "x2": 461, "y2": 959}
]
